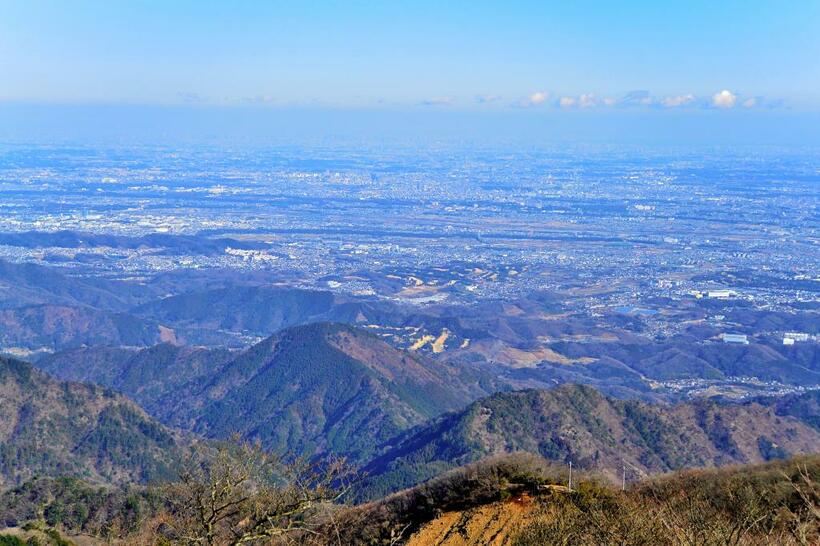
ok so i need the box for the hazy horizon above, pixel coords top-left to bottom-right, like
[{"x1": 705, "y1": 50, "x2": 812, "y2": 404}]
[
  {"x1": 4, "y1": 1, "x2": 819, "y2": 148},
  {"x1": 3, "y1": 103, "x2": 820, "y2": 148}
]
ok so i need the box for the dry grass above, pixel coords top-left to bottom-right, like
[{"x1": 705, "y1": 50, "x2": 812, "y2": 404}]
[{"x1": 513, "y1": 456, "x2": 820, "y2": 546}]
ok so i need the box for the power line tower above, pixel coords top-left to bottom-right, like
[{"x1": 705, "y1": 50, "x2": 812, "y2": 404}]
[
  {"x1": 622, "y1": 463, "x2": 626, "y2": 491},
  {"x1": 568, "y1": 460, "x2": 573, "y2": 492}
]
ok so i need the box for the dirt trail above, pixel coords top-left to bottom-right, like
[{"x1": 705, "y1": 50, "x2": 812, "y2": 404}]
[{"x1": 406, "y1": 493, "x2": 545, "y2": 546}]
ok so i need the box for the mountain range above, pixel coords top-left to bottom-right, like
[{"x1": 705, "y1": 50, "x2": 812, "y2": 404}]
[
  {"x1": 38, "y1": 322, "x2": 498, "y2": 463},
  {"x1": 1, "y1": 258, "x2": 816, "y2": 407},
  {"x1": 0, "y1": 356, "x2": 190, "y2": 489},
  {"x1": 359, "y1": 383, "x2": 820, "y2": 498},
  {"x1": 28, "y1": 322, "x2": 820, "y2": 499}
]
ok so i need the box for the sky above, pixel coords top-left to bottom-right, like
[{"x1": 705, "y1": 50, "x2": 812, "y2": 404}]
[{"x1": 1, "y1": 1, "x2": 819, "y2": 144}]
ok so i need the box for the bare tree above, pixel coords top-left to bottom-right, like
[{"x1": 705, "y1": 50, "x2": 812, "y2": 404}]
[
  {"x1": 781, "y1": 464, "x2": 820, "y2": 546},
  {"x1": 155, "y1": 438, "x2": 352, "y2": 546}
]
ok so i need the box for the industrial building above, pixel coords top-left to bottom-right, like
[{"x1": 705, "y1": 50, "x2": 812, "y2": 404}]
[{"x1": 722, "y1": 333, "x2": 749, "y2": 344}]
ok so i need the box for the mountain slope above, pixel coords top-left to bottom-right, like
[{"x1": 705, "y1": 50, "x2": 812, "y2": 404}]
[
  {"x1": 0, "y1": 259, "x2": 139, "y2": 311},
  {"x1": 544, "y1": 339, "x2": 820, "y2": 385},
  {"x1": 177, "y1": 322, "x2": 495, "y2": 461},
  {"x1": 766, "y1": 389, "x2": 820, "y2": 431},
  {"x1": 37, "y1": 343, "x2": 234, "y2": 418},
  {"x1": 0, "y1": 356, "x2": 190, "y2": 488},
  {"x1": 0, "y1": 304, "x2": 167, "y2": 352},
  {"x1": 361, "y1": 384, "x2": 820, "y2": 497},
  {"x1": 132, "y1": 285, "x2": 398, "y2": 341},
  {"x1": 0, "y1": 229, "x2": 268, "y2": 255},
  {"x1": 38, "y1": 323, "x2": 498, "y2": 463},
  {"x1": 400, "y1": 455, "x2": 820, "y2": 546}
]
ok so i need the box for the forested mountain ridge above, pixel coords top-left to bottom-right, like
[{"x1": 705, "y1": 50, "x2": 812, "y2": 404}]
[
  {"x1": 359, "y1": 384, "x2": 820, "y2": 498},
  {"x1": 0, "y1": 304, "x2": 168, "y2": 351},
  {"x1": 4, "y1": 347, "x2": 820, "y2": 546},
  {"x1": 22, "y1": 323, "x2": 820, "y2": 505},
  {"x1": 0, "y1": 356, "x2": 191, "y2": 489},
  {"x1": 132, "y1": 285, "x2": 400, "y2": 342},
  {"x1": 162, "y1": 322, "x2": 499, "y2": 462},
  {"x1": 38, "y1": 322, "x2": 499, "y2": 463},
  {"x1": 38, "y1": 343, "x2": 235, "y2": 418}
]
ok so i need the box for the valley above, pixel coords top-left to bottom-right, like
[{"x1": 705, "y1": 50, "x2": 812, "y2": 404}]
[{"x1": 0, "y1": 145, "x2": 816, "y2": 544}]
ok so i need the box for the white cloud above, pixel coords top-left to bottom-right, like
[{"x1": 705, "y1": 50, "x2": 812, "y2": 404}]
[
  {"x1": 499, "y1": 89, "x2": 774, "y2": 111},
  {"x1": 578, "y1": 93, "x2": 597, "y2": 108},
  {"x1": 529, "y1": 91, "x2": 550, "y2": 105},
  {"x1": 559, "y1": 96, "x2": 577, "y2": 108},
  {"x1": 712, "y1": 90, "x2": 737, "y2": 108},
  {"x1": 517, "y1": 91, "x2": 550, "y2": 107},
  {"x1": 661, "y1": 94, "x2": 695, "y2": 107},
  {"x1": 556, "y1": 93, "x2": 596, "y2": 108}
]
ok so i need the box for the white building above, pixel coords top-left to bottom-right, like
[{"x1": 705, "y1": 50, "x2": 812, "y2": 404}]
[
  {"x1": 708, "y1": 289, "x2": 735, "y2": 299},
  {"x1": 784, "y1": 332, "x2": 810, "y2": 342},
  {"x1": 722, "y1": 333, "x2": 749, "y2": 344}
]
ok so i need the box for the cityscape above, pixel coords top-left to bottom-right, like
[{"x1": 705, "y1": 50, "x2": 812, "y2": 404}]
[
  {"x1": 0, "y1": 1, "x2": 818, "y2": 544},
  {"x1": 0, "y1": 143, "x2": 816, "y2": 402}
]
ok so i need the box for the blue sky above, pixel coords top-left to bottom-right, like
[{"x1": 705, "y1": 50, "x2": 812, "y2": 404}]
[{"x1": 2, "y1": 0, "x2": 818, "y2": 110}]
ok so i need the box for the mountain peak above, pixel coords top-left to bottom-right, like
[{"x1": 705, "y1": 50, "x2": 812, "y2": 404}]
[{"x1": 186, "y1": 322, "x2": 492, "y2": 461}]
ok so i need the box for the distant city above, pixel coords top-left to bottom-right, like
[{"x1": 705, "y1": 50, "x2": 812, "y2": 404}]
[
  {"x1": 2, "y1": 2, "x2": 819, "y2": 542},
  {"x1": 0, "y1": 143, "x2": 816, "y2": 401}
]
